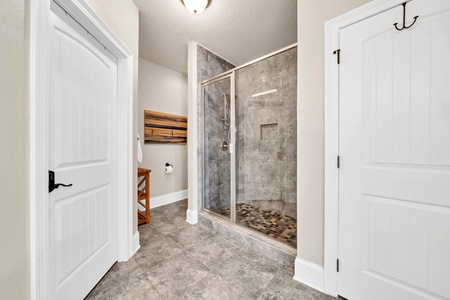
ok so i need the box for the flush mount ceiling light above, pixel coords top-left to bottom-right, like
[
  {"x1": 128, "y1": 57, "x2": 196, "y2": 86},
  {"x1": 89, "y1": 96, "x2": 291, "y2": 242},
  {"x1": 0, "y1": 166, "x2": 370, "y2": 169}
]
[{"x1": 182, "y1": 0, "x2": 208, "y2": 14}]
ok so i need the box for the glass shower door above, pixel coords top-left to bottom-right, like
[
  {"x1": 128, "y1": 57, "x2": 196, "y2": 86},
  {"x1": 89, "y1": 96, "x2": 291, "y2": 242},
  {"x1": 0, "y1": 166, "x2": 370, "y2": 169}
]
[
  {"x1": 202, "y1": 75, "x2": 235, "y2": 220},
  {"x1": 234, "y1": 48, "x2": 298, "y2": 248}
]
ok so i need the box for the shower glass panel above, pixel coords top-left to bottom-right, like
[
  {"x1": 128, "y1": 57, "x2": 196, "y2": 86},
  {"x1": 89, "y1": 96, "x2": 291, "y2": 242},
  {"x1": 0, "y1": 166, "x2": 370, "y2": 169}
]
[
  {"x1": 203, "y1": 76, "x2": 233, "y2": 219},
  {"x1": 235, "y1": 48, "x2": 297, "y2": 248}
]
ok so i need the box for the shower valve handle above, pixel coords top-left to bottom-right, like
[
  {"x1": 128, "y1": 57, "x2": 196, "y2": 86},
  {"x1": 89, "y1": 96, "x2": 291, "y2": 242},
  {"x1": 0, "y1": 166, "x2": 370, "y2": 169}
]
[{"x1": 221, "y1": 141, "x2": 228, "y2": 151}]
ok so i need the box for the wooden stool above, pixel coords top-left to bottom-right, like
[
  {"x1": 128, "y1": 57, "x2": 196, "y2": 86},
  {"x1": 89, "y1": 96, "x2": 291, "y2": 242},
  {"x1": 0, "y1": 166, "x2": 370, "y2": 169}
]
[{"x1": 137, "y1": 168, "x2": 151, "y2": 224}]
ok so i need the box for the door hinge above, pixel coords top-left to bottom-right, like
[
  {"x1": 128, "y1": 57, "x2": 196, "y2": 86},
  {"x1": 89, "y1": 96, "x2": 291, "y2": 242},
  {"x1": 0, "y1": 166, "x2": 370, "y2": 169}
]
[
  {"x1": 337, "y1": 156, "x2": 340, "y2": 169},
  {"x1": 333, "y1": 49, "x2": 341, "y2": 64},
  {"x1": 337, "y1": 259, "x2": 340, "y2": 272}
]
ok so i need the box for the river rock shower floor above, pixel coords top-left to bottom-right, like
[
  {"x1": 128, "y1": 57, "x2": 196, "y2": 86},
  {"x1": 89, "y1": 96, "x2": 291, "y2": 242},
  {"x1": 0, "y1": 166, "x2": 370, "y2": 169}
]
[{"x1": 219, "y1": 203, "x2": 297, "y2": 248}]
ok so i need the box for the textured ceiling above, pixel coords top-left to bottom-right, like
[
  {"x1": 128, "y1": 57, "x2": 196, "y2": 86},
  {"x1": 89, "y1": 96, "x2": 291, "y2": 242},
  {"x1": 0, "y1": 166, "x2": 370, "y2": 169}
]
[{"x1": 133, "y1": 0, "x2": 297, "y2": 74}]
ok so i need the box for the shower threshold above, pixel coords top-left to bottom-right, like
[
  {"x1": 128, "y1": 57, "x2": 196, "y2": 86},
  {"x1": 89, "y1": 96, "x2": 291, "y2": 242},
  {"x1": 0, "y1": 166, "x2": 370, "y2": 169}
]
[{"x1": 199, "y1": 209, "x2": 297, "y2": 274}]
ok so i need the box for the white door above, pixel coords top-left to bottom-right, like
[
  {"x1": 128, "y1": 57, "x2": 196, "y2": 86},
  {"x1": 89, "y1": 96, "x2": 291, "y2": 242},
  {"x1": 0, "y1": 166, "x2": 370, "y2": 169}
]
[
  {"x1": 48, "y1": 3, "x2": 118, "y2": 299},
  {"x1": 339, "y1": 1, "x2": 450, "y2": 299}
]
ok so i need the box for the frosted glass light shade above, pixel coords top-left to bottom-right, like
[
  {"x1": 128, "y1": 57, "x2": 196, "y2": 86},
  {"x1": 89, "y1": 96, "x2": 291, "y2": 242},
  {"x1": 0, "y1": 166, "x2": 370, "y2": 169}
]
[{"x1": 182, "y1": 0, "x2": 208, "y2": 14}]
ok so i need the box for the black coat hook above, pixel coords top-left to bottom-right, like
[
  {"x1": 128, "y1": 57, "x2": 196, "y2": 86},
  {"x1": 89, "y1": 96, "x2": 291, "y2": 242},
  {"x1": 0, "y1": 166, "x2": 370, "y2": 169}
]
[{"x1": 394, "y1": 2, "x2": 419, "y2": 31}]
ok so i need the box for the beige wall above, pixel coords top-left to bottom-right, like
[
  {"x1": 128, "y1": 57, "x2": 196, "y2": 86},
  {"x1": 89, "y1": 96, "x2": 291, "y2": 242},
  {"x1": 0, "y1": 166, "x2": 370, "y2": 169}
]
[
  {"x1": 138, "y1": 58, "x2": 188, "y2": 197},
  {"x1": 84, "y1": 0, "x2": 139, "y2": 232},
  {"x1": 297, "y1": 0, "x2": 371, "y2": 266},
  {"x1": 0, "y1": 1, "x2": 30, "y2": 299}
]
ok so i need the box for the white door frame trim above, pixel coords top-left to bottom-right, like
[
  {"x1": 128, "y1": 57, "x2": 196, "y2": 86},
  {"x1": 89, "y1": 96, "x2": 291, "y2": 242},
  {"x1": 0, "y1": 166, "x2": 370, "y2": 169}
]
[
  {"x1": 29, "y1": 0, "x2": 134, "y2": 299},
  {"x1": 323, "y1": 0, "x2": 412, "y2": 296}
]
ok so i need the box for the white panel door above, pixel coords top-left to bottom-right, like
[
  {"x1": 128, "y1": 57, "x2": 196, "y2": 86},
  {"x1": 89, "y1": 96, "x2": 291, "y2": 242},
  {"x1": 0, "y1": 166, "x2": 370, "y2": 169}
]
[
  {"x1": 48, "y1": 3, "x2": 118, "y2": 300},
  {"x1": 339, "y1": 1, "x2": 450, "y2": 299}
]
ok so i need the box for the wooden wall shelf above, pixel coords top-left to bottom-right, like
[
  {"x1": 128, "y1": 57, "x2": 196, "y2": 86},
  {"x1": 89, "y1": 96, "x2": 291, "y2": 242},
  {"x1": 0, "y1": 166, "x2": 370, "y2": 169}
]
[{"x1": 144, "y1": 110, "x2": 187, "y2": 144}]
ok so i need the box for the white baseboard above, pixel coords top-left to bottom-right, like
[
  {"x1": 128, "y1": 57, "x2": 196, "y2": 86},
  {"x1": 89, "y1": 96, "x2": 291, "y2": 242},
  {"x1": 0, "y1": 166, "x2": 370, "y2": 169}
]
[
  {"x1": 293, "y1": 257, "x2": 324, "y2": 292},
  {"x1": 186, "y1": 208, "x2": 198, "y2": 224},
  {"x1": 150, "y1": 189, "x2": 188, "y2": 209},
  {"x1": 131, "y1": 231, "x2": 140, "y2": 257}
]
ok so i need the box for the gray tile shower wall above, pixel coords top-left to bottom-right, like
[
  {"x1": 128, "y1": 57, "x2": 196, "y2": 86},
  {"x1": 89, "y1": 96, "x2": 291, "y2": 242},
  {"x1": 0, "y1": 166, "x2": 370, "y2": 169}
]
[
  {"x1": 235, "y1": 48, "x2": 297, "y2": 218},
  {"x1": 197, "y1": 45, "x2": 235, "y2": 212}
]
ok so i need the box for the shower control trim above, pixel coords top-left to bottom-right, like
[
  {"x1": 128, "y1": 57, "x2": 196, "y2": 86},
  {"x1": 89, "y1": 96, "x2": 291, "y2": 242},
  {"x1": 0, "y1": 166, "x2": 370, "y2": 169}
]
[{"x1": 221, "y1": 141, "x2": 228, "y2": 151}]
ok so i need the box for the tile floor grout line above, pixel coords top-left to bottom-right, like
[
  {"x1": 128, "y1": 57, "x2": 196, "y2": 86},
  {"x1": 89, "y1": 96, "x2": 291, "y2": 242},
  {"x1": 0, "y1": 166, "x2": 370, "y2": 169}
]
[
  {"x1": 182, "y1": 249, "x2": 214, "y2": 273},
  {"x1": 255, "y1": 268, "x2": 279, "y2": 300},
  {"x1": 145, "y1": 276, "x2": 166, "y2": 300}
]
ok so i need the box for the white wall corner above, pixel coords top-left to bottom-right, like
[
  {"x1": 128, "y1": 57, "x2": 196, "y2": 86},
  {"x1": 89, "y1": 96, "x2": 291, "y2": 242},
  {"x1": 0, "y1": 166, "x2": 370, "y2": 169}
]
[
  {"x1": 131, "y1": 231, "x2": 140, "y2": 257},
  {"x1": 150, "y1": 190, "x2": 188, "y2": 209},
  {"x1": 186, "y1": 208, "x2": 198, "y2": 224},
  {"x1": 294, "y1": 257, "x2": 324, "y2": 293},
  {"x1": 187, "y1": 41, "x2": 198, "y2": 214}
]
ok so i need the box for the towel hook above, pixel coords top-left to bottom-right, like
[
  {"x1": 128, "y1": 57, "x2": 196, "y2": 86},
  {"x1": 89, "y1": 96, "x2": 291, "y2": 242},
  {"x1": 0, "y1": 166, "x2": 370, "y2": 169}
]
[{"x1": 394, "y1": 2, "x2": 419, "y2": 31}]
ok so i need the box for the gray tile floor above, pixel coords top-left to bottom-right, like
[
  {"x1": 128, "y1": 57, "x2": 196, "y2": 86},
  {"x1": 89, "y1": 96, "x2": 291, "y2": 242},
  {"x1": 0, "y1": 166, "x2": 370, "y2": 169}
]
[{"x1": 86, "y1": 200, "x2": 334, "y2": 300}]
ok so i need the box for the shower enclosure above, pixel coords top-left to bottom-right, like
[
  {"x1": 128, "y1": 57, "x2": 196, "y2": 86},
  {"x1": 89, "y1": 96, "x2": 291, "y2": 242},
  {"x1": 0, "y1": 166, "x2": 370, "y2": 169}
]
[{"x1": 201, "y1": 45, "x2": 297, "y2": 248}]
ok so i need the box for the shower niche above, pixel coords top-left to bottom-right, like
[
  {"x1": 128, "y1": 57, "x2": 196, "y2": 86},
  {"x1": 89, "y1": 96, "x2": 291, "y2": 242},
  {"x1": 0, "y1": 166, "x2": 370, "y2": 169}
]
[{"x1": 201, "y1": 46, "x2": 297, "y2": 249}]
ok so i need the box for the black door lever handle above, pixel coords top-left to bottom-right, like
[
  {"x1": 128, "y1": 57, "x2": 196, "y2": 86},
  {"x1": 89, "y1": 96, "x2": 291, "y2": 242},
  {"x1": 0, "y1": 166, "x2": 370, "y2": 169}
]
[
  {"x1": 54, "y1": 183, "x2": 73, "y2": 189},
  {"x1": 49, "y1": 170, "x2": 73, "y2": 193}
]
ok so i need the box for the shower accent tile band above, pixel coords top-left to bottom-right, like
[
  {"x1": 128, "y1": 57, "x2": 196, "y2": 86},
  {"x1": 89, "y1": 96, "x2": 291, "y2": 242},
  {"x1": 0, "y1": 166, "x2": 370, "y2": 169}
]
[{"x1": 252, "y1": 89, "x2": 277, "y2": 98}]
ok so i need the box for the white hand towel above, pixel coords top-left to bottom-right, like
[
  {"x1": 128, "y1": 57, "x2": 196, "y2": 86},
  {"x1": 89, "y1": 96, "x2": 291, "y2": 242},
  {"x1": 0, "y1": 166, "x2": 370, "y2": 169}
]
[{"x1": 137, "y1": 134, "x2": 143, "y2": 163}]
